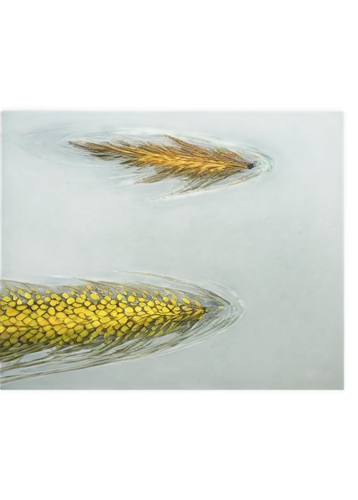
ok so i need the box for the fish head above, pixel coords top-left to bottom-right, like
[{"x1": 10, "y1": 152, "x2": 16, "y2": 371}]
[
  {"x1": 247, "y1": 159, "x2": 261, "y2": 170},
  {"x1": 182, "y1": 296, "x2": 244, "y2": 345},
  {"x1": 164, "y1": 283, "x2": 244, "y2": 346}
]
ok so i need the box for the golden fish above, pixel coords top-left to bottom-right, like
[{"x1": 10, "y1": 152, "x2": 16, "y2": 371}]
[
  {"x1": 0, "y1": 274, "x2": 243, "y2": 383},
  {"x1": 70, "y1": 134, "x2": 271, "y2": 195}
]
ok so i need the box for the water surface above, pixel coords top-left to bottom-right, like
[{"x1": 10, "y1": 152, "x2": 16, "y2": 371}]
[{"x1": 1, "y1": 111, "x2": 343, "y2": 389}]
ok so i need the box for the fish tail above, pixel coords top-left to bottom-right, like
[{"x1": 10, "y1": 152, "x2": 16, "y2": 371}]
[{"x1": 68, "y1": 139, "x2": 128, "y2": 161}]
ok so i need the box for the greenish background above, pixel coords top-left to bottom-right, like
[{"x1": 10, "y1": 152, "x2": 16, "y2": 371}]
[{"x1": 1, "y1": 111, "x2": 343, "y2": 389}]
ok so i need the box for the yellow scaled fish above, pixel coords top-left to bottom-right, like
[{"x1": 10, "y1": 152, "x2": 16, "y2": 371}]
[
  {"x1": 0, "y1": 274, "x2": 242, "y2": 383},
  {"x1": 70, "y1": 134, "x2": 271, "y2": 195}
]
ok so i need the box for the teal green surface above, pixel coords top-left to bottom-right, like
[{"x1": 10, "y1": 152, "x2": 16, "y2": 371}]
[{"x1": 1, "y1": 111, "x2": 343, "y2": 389}]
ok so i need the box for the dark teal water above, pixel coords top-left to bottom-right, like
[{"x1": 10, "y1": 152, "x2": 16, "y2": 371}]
[{"x1": 1, "y1": 111, "x2": 343, "y2": 389}]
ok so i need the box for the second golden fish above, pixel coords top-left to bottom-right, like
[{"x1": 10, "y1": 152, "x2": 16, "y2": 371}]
[{"x1": 70, "y1": 132, "x2": 273, "y2": 196}]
